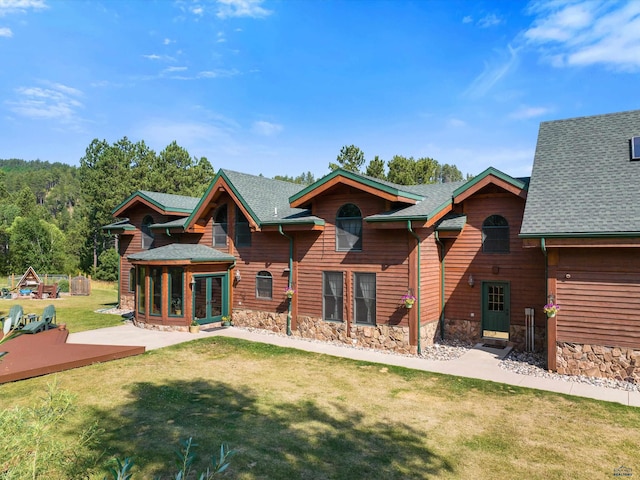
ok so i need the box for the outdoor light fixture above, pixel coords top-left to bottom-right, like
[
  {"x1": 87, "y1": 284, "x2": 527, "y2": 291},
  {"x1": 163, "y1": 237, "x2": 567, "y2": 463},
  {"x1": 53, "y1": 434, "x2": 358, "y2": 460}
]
[
  {"x1": 235, "y1": 269, "x2": 241, "y2": 282},
  {"x1": 190, "y1": 277, "x2": 196, "y2": 287},
  {"x1": 468, "y1": 274, "x2": 475, "y2": 288}
]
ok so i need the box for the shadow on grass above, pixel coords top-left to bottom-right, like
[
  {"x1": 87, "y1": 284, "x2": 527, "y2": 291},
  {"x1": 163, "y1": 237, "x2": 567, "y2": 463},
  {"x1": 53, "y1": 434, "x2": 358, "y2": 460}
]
[{"x1": 85, "y1": 379, "x2": 454, "y2": 479}]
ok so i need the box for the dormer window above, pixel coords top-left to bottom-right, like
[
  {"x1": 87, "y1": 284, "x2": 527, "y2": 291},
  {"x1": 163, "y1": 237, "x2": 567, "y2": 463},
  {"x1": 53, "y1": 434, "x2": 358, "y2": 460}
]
[
  {"x1": 336, "y1": 203, "x2": 362, "y2": 251},
  {"x1": 141, "y1": 215, "x2": 154, "y2": 249},
  {"x1": 632, "y1": 136, "x2": 640, "y2": 160}
]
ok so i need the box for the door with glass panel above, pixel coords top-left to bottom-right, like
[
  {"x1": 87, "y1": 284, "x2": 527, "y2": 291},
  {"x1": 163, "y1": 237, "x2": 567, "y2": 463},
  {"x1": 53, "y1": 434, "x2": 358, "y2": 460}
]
[
  {"x1": 192, "y1": 274, "x2": 228, "y2": 324},
  {"x1": 482, "y1": 281, "x2": 510, "y2": 339}
]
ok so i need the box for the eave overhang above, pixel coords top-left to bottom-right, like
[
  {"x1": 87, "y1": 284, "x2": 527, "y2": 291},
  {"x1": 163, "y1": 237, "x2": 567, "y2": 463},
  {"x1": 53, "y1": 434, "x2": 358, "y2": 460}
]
[
  {"x1": 112, "y1": 192, "x2": 194, "y2": 217},
  {"x1": 184, "y1": 171, "x2": 260, "y2": 234},
  {"x1": 289, "y1": 168, "x2": 423, "y2": 208},
  {"x1": 452, "y1": 167, "x2": 527, "y2": 203}
]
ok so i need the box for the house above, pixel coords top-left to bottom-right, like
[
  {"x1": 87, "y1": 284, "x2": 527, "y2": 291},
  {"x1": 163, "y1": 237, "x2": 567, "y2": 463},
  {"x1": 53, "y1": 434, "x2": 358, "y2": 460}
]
[
  {"x1": 521, "y1": 109, "x2": 640, "y2": 382},
  {"x1": 105, "y1": 166, "x2": 545, "y2": 356}
]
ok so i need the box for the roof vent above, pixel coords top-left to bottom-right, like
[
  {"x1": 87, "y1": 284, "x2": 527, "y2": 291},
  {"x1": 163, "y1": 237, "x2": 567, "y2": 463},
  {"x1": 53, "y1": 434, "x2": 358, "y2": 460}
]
[{"x1": 632, "y1": 136, "x2": 640, "y2": 160}]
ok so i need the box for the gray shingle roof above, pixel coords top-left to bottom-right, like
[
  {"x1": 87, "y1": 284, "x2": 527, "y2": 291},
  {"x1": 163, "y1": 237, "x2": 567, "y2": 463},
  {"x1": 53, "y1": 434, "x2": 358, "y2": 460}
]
[
  {"x1": 138, "y1": 191, "x2": 200, "y2": 213},
  {"x1": 521, "y1": 110, "x2": 640, "y2": 236},
  {"x1": 128, "y1": 244, "x2": 235, "y2": 262},
  {"x1": 221, "y1": 170, "x2": 324, "y2": 225},
  {"x1": 436, "y1": 214, "x2": 467, "y2": 231},
  {"x1": 366, "y1": 181, "x2": 464, "y2": 221}
]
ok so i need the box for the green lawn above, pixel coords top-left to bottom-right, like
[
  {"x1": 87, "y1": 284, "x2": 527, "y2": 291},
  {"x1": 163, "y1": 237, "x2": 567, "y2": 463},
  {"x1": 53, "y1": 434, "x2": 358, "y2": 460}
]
[
  {"x1": 0, "y1": 282, "x2": 122, "y2": 332},
  {"x1": 2, "y1": 334, "x2": 639, "y2": 479}
]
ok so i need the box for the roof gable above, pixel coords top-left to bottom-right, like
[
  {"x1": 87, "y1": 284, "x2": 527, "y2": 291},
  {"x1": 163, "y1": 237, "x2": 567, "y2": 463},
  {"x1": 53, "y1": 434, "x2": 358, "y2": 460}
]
[
  {"x1": 185, "y1": 169, "x2": 323, "y2": 233},
  {"x1": 113, "y1": 190, "x2": 199, "y2": 217},
  {"x1": 521, "y1": 109, "x2": 640, "y2": 237},
  {"x1": 452, "y1": 167, "x2": 528, "y2": 203},
  {"x1": 289, "y1": 168, "x2": 423, "y2": 208}
]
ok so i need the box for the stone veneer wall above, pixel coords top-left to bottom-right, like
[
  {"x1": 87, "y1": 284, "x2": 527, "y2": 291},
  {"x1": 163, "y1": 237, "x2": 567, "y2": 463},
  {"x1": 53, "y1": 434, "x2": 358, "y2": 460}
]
[
  {"x1": 556, "y1": 342, "x2": 640, "y2": 383},
  {"x1": 445, "y1": 318, "x2": 546, "y2": 351},
  {"x1": 232, "y1": 309, "x2": 440, "y2": 355},
  {"x1": 133, "y1": 319, "x2": 188, "y2": 332},
  {"x1": 120, "y1": 293, "x2": 135, "y2": 311}
]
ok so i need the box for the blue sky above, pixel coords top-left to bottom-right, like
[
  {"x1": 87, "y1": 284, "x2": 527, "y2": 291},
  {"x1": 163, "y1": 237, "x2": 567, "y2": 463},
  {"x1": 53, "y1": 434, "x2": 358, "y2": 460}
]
[{"x1": 1, "y1": 0, "x2": 640, "y2": 179}]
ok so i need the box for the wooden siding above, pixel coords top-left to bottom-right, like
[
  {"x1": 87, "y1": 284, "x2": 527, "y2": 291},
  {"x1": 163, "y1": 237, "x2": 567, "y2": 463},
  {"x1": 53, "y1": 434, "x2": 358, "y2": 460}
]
[
  {"x1": 443, "y1": 194, "x2": 546, "y2": 331},
  {"x1": 295, "y1": 190, "x2": 411, "y2": 328},
  {"x1": 556, "y1": 248, "x2": 640, "y2": 349}
]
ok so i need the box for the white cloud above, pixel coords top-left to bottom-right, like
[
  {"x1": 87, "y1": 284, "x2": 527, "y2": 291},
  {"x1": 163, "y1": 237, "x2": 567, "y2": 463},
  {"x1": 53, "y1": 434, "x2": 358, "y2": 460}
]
[
  {"x1": 164, "y1": 66, "x2": 188, "y2": 73},
  {"x1": 464, "y1": 44, "x2": 520, "y2": 98},
  {"x1": 6, "y1": 81, "x2": 84, "y2": 128},
  {"x1": 197, "y1": 68, "x2": 240, "y2": 78},
  {"x1": 216, "y1": 0, "x2": 272, "y2": 19},
  {"x1": 524, "y1": 0, "x2": 640, "y2": 71},
  {"x1": 142, "y1": 53, "x2": 176, "y2": 62},
  {"x1": 163, "y1": 38, "x2": 173, "y2": 45},
  {"x1": 190, "y1": 5, "x2": 203, "y2": 16},
  {"x1": 462, "y1": 15, "x2": 473, "y2": 24},
  {"x1": 0, "y1": 26, "x2": 11, "y2": 36},
  {"x1": 0, "y1": 0, "x2": 47, "y2": 16},
  {"x1": 252, "y1": 120, "x2": 283, "y2": 136},
  {"x1": 478, "y1": 13, "x2": 502, "y2": 28},
  {"x1": 447, "y1": 117, "x2": 466, "y2": 128},
  {"x1": 509, "y1": 105, "x2": 552, "y2": 119}
]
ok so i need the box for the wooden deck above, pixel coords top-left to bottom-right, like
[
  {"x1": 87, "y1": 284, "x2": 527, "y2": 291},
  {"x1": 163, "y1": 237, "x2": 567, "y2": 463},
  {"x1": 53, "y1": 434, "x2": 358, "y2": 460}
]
[{"x1": 0, "y1": 328, "x2": 145, "y2": 384}]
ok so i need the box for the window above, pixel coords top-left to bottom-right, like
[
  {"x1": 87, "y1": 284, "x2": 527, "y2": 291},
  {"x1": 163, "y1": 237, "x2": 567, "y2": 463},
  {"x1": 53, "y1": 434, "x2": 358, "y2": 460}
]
[
  {"x1": 323, "y1": 271, "x2": 343, "y2": 321},
  {"x1": 336, "y1": 204, "x2": 362, "y2": 251},
  {"x1": 482, "y1": 215, "x2": 509, "y2": 253},
  {"x1": 213, "y1": 205, "x2": 228, "y2": 247},
  {"x1": 150, "y1": 267, "x2": 162, "y2": 316},
  {"x1": 632, "y1": 136, "x2": 640, "y2": 160},
  {"x1": 137, "y1": 266, "x2": 146, "y2": 315},
  {"x1": 141, "y1": 215, "x2": 155, "y2": 249},
  {"x1": 235, "y1": 206, "x2": 251, "y2": 247},
  {"x1": 354, "y1": 273, "x2": 376, "y2": 325},
  {"x1": 128, "y1": 267, "x2": 135, "y2": 293},
  {"x1": 169, "y1": 268, "x2": 183, "y2": 316},
  {"x1": 487, "y1": 284, "x2": 505, "y2": 311},
  {"x1": 256, "y1": 270, "x2": 272, "y2": 299}
]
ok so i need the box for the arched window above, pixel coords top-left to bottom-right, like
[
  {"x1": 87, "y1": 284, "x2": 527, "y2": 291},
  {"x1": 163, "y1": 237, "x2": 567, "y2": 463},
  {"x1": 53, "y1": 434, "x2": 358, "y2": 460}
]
[
  {"x1": 336, "y1": 203, "x2": 362, "y2": 251},
  {"x1": 482, "y1": 215, "x2": 509, "y2": 253},
  {"x1": 141, "y1": 215, "x2": 155, "y2": 249},
  {"x1": 256, "y1": 270, "x2": 272, "y2": 299},
  {"x1": 213, "y1": 205, "x2": 228, "y2": 247}
]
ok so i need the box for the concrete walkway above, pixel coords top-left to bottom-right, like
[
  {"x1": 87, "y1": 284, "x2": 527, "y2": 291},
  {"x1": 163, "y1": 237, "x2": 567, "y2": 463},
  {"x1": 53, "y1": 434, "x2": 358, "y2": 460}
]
[{"x1": 68, "y1": 323, "x2": 640, "y2": 408}]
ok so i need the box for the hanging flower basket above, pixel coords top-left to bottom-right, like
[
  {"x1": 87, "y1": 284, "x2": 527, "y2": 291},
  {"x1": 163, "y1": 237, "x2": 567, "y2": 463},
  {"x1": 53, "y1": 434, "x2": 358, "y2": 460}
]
[
  {"x1": 543, "y1": 303, "x2": 559, "y2": 318},
  {"x1": 285, "y1": 287, "x2": 295, "y2": 299},
  {"x1": 402, "y1": 294, "x2": 416, "y2": 309}
]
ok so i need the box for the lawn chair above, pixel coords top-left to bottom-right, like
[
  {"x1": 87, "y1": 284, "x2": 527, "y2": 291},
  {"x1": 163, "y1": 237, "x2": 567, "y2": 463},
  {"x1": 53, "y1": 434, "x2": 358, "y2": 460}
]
[
  {"x1": 1, "y1": 305, "x2": 24, "y2": 336},
  {"x1": 21, "y1": 304, "x2": 57, "y2": 334},
  {"x1": 1, "y1": 288, "x2": 12, "y2": 299}
]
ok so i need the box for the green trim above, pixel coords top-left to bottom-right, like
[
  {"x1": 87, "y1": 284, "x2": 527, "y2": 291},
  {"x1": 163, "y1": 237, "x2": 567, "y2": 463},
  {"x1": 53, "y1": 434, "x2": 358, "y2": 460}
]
[
  {"x1": 519, "y1": 231, "x2": 640, "y2": 239},
  {"x1": 366, "y1": 198, "x2": 453, "y2": 223},
  {"x1": 185, "y1": 169, "x2": 261, "y2": 231},
  {"x1": 407, "y1": 221, "x2": 421, "y2": 355},
  {"x1": 452, "y1": 167, "x2": 527, "y2": 198},
  {"x1": 112, "y1": 191, "x2": 194, "y2": 215},
  {"x1": 261, "y1": 218, "x2": 325, "y2": 226},
  {"x1": 289, "y1": 168, "x2": 424, "y2": 204}
]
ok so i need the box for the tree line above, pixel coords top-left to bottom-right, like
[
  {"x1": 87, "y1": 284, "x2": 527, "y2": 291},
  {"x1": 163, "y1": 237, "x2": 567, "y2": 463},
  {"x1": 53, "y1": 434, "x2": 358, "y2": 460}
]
[{"x1": 1, "y1": 141, "x2": 467, "y2": 280}]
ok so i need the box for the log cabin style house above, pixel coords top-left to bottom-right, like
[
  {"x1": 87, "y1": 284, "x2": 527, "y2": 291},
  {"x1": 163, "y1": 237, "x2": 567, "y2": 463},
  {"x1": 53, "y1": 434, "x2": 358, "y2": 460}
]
[{"x1": 105, "y1": 109, "x2": 640, "y2": 382}]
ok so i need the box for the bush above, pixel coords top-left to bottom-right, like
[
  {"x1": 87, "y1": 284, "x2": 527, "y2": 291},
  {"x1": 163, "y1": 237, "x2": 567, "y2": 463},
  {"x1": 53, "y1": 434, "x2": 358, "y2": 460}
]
[
  {"x1": 58, "y1": 278, "x2": 69, "y2": 292},
  {"x1": 95, "y1": 248, "x2": 119, "y2": 282}
]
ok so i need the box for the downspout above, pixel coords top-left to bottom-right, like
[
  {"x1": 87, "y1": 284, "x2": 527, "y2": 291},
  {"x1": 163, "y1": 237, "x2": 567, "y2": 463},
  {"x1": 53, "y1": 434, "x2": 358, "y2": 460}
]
[
  {"x1": 115, "y1": 234, "x2": 121, "y2": 308},
  {"x1": 434, "y1": 231, "x2": 445, "y2": 341},
  {"x1": 278, "y1": 225, "x2": 293, "y2": 336},
  {"x1": 541, "y1": 237, "x2": 548, "y2": 299},
  {"x1": 407, "y1": 221, "x2": 421, "y2": 355}
]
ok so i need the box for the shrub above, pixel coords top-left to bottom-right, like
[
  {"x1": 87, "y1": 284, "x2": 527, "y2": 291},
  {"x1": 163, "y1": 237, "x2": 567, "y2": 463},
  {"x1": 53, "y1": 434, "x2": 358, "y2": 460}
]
[{"x1": 58, "y1": 278, "x2": 69, "y2": 292}]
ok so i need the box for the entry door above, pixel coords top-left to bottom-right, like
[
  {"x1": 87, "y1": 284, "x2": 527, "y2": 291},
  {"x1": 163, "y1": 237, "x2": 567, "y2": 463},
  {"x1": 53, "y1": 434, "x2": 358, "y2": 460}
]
[
  {"x1": 482, "y1": 282, "x2": 510, "y2": 339},
  {"x1": 192, "y1": 275, "x2": 227, "y2": 324}
]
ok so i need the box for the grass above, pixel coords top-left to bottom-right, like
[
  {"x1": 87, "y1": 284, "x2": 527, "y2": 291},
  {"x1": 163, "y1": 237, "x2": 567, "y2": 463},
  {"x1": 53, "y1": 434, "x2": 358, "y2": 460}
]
[
  {"x1": 0, "y1": 282, "x2": 121, "y2": 332},
  {"x1": 2, "y1": 336, "x2": 640, "y2": 479}
]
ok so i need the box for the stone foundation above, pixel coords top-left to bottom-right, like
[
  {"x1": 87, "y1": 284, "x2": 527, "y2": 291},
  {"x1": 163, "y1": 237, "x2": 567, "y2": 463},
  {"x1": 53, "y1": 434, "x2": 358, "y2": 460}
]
[
  {"x1": 133, "y1": 318, "x2": 189, "y2": 332},
  {"x1": 509, "y1": 324, "x2": 545, "y2": 352},
  {"x1": 556, "y1": 342, "x2": 640, "y2": 383},
  {"x1": 444, "y1": 318, "x2": 480, "y2": 345},
  {"x1": 445, "y1": 318, "x2": 546, "y2": 352},
  {"x1": 120, "y1": 293, "x2": 135, "y2": 311},
  {"x1": 232, "y1": 309, "x2": 434, "y2": 355}
]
